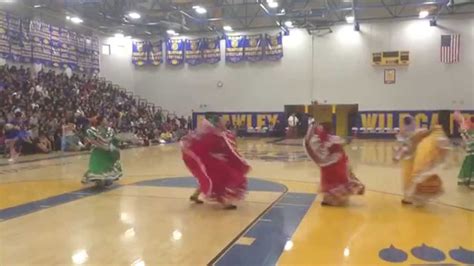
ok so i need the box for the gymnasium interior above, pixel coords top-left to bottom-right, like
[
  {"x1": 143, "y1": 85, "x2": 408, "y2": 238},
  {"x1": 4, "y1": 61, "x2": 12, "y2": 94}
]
[{"x1": 0, "y1": 0, "x2": 473, "y2": 265}]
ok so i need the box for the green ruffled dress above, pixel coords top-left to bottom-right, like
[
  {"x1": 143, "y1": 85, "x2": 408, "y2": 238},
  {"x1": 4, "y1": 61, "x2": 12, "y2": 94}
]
[
  {"x1": 83, "y1": 126, "x2": 122, "y2": 184},
  {"x1": 458, "y1": 128, "x2": 474, "y2": 188}
]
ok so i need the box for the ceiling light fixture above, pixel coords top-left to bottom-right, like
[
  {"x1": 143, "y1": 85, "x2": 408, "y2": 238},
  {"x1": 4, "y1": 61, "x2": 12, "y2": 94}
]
[
  {"x1": 166, "y1": 29, "x2": 178, "y2": 36},
  {"x1": 193, "y1": 5, "x2": 207, "y2": 14},
  {"x1": 268, "y1": 1, "x2": 278, "y2": 8},
  {"x1": 345, "y1": 16, "x2": 354, "y2": 23},
  {"x1": 33, "y1": 4, "x2": 42, "y2": 8},
  {"x1": 419, "y1": 10, "x2": 429, "y2": 19},
  {"x1": 128, "y1": 12, "x2": 141, "y2": 19},
  {"x1": 114, "y1": 33, "x2": 124, "y2": 38},
  {"x1": 223, "y1": 25, "x2": 233, "y2": 31},
  {"x1": 284, "y1": 20, "x2": 294, "y2": 28},
  {"x1": 70, "y1": 17, "x2": 83, "y2": 24}
]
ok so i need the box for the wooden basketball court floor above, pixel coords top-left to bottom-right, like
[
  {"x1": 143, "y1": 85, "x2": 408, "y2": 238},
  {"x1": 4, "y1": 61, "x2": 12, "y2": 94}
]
[{"x1": 0, "y1": 139, "x2": 473, "y2": 265}]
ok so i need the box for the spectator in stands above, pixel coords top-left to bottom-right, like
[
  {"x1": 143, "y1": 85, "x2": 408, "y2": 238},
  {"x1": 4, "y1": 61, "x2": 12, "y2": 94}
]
[
  {"x1": 0, "y1": 64, "x2": 187, "y2": 159},
  {"x1": 160, "y1": 131, "x2": 173, "y2": 143}
]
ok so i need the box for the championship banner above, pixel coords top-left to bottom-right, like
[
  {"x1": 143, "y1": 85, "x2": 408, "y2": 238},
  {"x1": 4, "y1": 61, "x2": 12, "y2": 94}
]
[
  {"x1": 7, "y1": 13, "x2": 22, "y2": 62},
  {"x1": 202, "y1": 37, "x2": 220, "y2": 64},
  {"x1": 50, "y1": 25, "x2": 61, "y2": 67},
  {"x1": 16, "y1": 17, "x2": 32, "y2": 63},
  {"x1": 0, "y1": 10, "x2": 8, "y2": 59},
  {"x1": 225, "y1": 36, "x2": 244, "y2": 63},
  {"x1": 68, "y1": 30, "x2": 78, "y2": 69},
  {"x1": 185, "y1": 38, "x2": 203, "y2": 66},
  {"x1": 166, "y1": 39, "x2": 184, "y2": 65},
  {"x1": 30, "y1": 20, "x2": 52, "y2": 66},
  {"x1": 193, "y1": 112, "x2": 286, "y2": 130},
  {"x1": 76, "y1": 34, "x2": 86, "y2": 71},
  {"x1": 149, "y1": 40, "x2": 163, "y2": 66},
  {"x1": 264, "y1": 32, "x2": 283, "y2": 61},
  {"x1": 132, "y1": 41, "x2": 147, "y2": 66},
  {"x1": 59, "y1": 27, "x2": 70, "y2": 68},
  {"x1": 244, "y1": 34, "x2": 263, "y2": 62},
  {"x1": 91, "y1": 36, "x2": 100, "y2": 73}
]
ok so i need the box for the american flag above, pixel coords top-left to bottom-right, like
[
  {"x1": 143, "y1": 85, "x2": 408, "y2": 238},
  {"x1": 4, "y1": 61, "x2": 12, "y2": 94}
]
[{"x1": 441, "y1": 34, "x2": 460, "y2": 64}]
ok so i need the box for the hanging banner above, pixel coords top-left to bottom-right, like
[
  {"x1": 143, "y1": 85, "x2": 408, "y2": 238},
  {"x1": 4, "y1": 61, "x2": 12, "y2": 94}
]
[
  {"x1": 185, "y1": 38, "x2": 202, "y2": 66},
  {"x1": 7, "y1": 13, "x2": 22, "y2": 62},
  {"x1": 0, "y1": 11, "x2": 99, "y2": 72},
  {"x1": 244, "y1": 34, "x2": 263, "y2": 62},
  {"x1": 91, "y1": 36, "x2": 100, "y2": 73},
  {"x1": 166, "y1": 39, "x2": 184, "y2": 65},
  {"x1": 225, "y1": 35, "x2": 244, "y2": 63},
  {"x1": 149, "y1": 40, "x2": 163, "y2": 65},
  {"x1": 76, "y1": 34, "x2": 87, "y2": 71},
  {"x1": 68, "y1": 31, "x2": 78, "y2": 69},
  {"x1": 20, "y1": 19, "x2": 32, "y2": 64},
  {"x1": 0, "y1": 11, "x2": 8, "y2": 59},
  {"x1": 50, "y1": 25, "x2": 61, "y2": 67},
  {"x1": 264, "y1": 32, "x2": 283, "y2": 61},
  {"x1": 31, "y1": 20, "x2": 52, "y2": 66},
  {"x1": 59, "y1": 28, "x2": 70, "y2": 68},
  {"x1": 132, "y1": 41, "x2": 147, "y2": 66},
  {"x1": 202, "y1": 37, "x2": 220, "y2": 64}
]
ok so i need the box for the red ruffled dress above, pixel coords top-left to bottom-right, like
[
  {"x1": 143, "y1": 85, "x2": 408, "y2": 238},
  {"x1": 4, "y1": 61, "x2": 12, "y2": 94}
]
[
  {"x1": 181, "y1": 120, "x2": 250, "y2": 203},
  {"x1": 304, "y1": 125, "x2": 365, "y2": 205}
]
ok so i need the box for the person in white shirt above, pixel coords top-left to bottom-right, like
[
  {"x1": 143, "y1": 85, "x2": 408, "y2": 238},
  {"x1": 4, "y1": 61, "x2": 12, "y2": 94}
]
[
  {"x1": 287, "y1": 113, "x2": 299, "y2": 138},
  {"x1": 288, "y1": 113, "x2": 299, "y2": 127}
]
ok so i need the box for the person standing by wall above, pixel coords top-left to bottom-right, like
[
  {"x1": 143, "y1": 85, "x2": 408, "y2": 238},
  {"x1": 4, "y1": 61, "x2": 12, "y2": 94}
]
[{"x1": 287, "y1": 113, "x2": 299, "y2": 139}]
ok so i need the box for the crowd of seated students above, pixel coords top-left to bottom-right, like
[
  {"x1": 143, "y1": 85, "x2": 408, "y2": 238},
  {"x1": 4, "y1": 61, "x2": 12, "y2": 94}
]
[{"x1": 0, "y1": 64, "x2": 190, "y2": 162}]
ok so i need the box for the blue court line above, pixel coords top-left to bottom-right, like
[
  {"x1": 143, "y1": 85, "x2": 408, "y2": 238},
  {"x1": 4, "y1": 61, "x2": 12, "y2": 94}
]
[
  {"x1": 0, "y1": 185, "x2": 120, "y2": 221},
  {"x1": 212, "y1": 192, "x2": 316, "y2": 266},
  {"x1": 134, "y1": 177, "x2": 287, "y2": 192},
  {"x1": 0, "y1": 143, "x2": 177, "y2": 168},
  {"x1": 0, "y1": 177, "x2": 286, "y2": 222},
  {"x1": 0, "y1": 152, "x2": 88, "y2": 167}
]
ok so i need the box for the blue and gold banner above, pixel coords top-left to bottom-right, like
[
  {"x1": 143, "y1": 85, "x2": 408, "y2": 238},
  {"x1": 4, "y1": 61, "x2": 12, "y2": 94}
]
[
  {"x1": 356, "y1": 110, "x2": 474, "y2": 136},
  {"x1": 192, "y1": 110, "x2": 474, "y2": 137},
  {"x1": 91, "y1": 36, "x2": 100, "y2": 73},
  {"x1": 132, "y1": 41, "x2": 147, "y2": 66},
  {"x1": 7, "y1": 13, "x2": 22, "y2": 62},
  {"x1": 264, "y1": 32, "x2": 283, "y2": 61},
  {"x1": 225, "y1": 36, "x2": 244, "y2": 63},
  {"x1": 166, "y1": 39, "x2": 184, "y2": 65},
  {"x1": 202, "y1": 37, "x2": 220, "y2": 64},
  {"x1": 244, "y1": 34, "x2": 263, "y2": 62},
  {"x1": 31, "y1": 20, "x2": 52, "y2": 66},
  {"x1": 50, "y1": 25, "x2": 61, "y2": 67},
  {"x1": 185, "y1": 38, "x2": 203, "y2": 66},
  {"x1": 193, "y1": 112, "x2": 286, "y2": 130},
  {"x1": 149, "y1": 40, "x2": 163, "y2": 65},
  {"x1": 0, "y1": 10, "x2": 8, "y2": 59}
]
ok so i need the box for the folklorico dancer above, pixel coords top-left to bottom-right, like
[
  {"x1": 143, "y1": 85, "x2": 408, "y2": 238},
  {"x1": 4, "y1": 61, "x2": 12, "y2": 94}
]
[
  {"x1": 82, "y1": 115, "x2": 123, "y2": 187},
  {"x1": 304, "y1": 122, "x2": 365, "y2": 206},
  {"x1": 454, "y1": 112, "x2": 474, "y2": 189},
  {"x1": 181, "y1": 114, "x2": 250, "y2": 210},
  {"x1": 394, "y1": 116, "x2": 450, "y2": 206}
]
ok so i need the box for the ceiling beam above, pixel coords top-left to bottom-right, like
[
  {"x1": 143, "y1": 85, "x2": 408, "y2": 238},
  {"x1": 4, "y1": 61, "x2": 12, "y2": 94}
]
[{"x1": 381, "y1": 0, "x2": 396, "y2": 17}]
